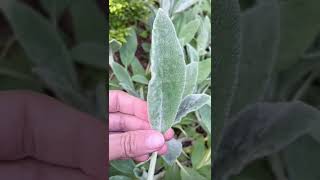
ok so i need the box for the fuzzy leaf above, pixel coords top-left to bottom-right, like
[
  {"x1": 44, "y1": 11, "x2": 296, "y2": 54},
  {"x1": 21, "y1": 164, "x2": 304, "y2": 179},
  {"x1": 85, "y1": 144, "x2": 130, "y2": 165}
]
[
  {"x1": 109, "y1": 176, "x2": 131, "y2": 180},
  {"x1": 119, "y1": 29, "x2": 138, "y2": 67},
  {"x1": 162, "y1": 139, "x2": 183, "y2": 165},
  {"x1": 179, "y1": 18, "x2": 201, "y2": 45},
  {"x1": 175, "y1": 94, "x2": 210, "y2": 124},
  {"x1": 174, "y1": 0, "x2": 199, "y2": 14},
  {"x1": 181, "y1": 166, "x2": 206, "y2": 180},
  {"x1": 197, "y1": 58, "x2": 211, "y2": 84},
  {"x1": 110, "y1": 160, "x2": 135, "y2": 175},
  {"x1": 110, "y1": 62, "x2": 135, "y2": 92},
  {"x1": 186, "y1": 43, "x2": 199, "y2": 62},
  {"x1": 132, "y1": 74, "x2": 149, "y2": 85},
  {"x1": 147, "y1": 9, "x2": 186, "y2": 133},
  {"x1": 198, "y1": 103, "x2": 211, "y2": 134},
  {"x1": 197, "y1": 16, "x2": 211, "y2": 55},
  {"x1": 213, "y1": 102, "x2": 320, "y2": 180},
  {"x1": 109, "y1": 39, "x2": 122, "y2": 52},
  {"x1": 183, "y1": 62, "x2": 198, "y2": 97},
  {"x1": 131, "y1": 57, "x2": 145, "y2": 76}
]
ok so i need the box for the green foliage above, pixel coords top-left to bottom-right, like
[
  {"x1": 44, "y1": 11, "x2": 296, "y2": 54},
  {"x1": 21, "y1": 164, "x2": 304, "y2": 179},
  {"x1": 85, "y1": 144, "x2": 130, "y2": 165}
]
[
  {"x1": 109, "y1": 0, "x2": 152, "y2": 43},
  {"x1": 109, "y1": 0, "x2": 212, "y2": 179}
]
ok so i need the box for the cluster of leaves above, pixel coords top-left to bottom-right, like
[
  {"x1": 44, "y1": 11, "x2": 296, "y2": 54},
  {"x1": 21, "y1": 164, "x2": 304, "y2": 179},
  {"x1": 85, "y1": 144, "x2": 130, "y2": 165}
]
[
  {"x1": 109, "y1": 0, "x2": 211, "y2": 179},
  {"x1": 0, "y1": 0, "x2": 106, "y2": 119},
  {"x1": 213, "y1": 0, "x2": 320, "y2": 179},
  {"x1": 109, "y1": 0, "x2": 152, "y2": 43}
]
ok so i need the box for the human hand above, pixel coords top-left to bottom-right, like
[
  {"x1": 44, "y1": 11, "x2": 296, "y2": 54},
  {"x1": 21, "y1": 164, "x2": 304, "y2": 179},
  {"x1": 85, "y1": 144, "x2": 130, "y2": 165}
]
[
  {"x1": 0, "y1": 91, "x2": 106, "y2": 180},
  {"x1": 109, "y1": 90, "x2": 174, "y2": 162}
]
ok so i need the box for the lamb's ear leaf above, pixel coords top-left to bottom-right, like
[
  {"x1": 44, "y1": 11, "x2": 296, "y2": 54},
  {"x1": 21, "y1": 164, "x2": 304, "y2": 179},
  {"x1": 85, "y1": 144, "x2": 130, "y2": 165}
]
[
  {"x1": 186, "y1": 43, "x2": 199, "y2": 63},
  {"x1": 213, "y1": 102, "x2": 320, "y2": 180},
  {"x1": 197, "y1": 58, "x2": 211, "y2": 84},
  {"x1": 162, "y1": 139, "x2": 183, "y2": 165},
  {"x1": 175, "y1": 94, "x2": 210, "y2": 124},
  {"x1": 109, "y1": 176, "x2": 131, "y2": 180},
  {"x1": 183, "y1": 62, "x2": 198, "y2": 97},
  {"x1": 179, "y1": 18, "x2": 201, "y2": 45},
  {"x1": 173, "y1": 0, "x2": 199, "y2": 14},
  {"x1": 147, "y1": 8, "x2": 186, "y2": 133},
  {"x1": 198, "y1": 103, "x2": 211, "y2": 134},
  {"x1": 119, "y1": 29, "x2": 138, "y2": 67},
  {"x1": 197, "y1": 16, "x2": 211, "y2": 55},
  {"x1": 111, "y1": 61, "x2": 134, "y2": 93},
  {"x1": 131, "y1": 57, "x2": 145, "y2": 76}
]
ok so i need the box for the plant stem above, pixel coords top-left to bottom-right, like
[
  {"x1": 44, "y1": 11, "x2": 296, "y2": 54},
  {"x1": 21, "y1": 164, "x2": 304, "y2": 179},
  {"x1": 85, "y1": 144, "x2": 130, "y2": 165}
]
[{"x1": 147, "y1": 152, "x2": 158, "y2": 180}]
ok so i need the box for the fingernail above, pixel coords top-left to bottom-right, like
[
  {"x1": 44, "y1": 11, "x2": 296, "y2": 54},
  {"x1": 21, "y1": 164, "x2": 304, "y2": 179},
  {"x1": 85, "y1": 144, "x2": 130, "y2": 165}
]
[{"x1": 146, "y1": 133, "x2": 164, "y2": 149}]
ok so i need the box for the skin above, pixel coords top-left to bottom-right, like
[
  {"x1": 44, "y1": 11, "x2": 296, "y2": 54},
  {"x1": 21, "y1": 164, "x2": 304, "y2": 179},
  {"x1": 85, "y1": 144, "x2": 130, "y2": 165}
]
[
  {"x1": 0, "y1": 90, "x2": 106, "y2": 180},
  {"x1": 109, "y1": 90, "x2": 174, "y2": 162}
]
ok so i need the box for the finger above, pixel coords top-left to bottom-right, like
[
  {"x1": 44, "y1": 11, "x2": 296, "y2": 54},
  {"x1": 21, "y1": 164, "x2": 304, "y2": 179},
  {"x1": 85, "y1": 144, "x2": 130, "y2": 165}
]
[
  {"x1": 109, "y1": 130, "x2": 165, "y2": 160},
  {"x1": 109, "y1": 90, "x2": 149, "y2": 121},
  {"x1": 109, "y1": 113, "x2": 150, "y2": 131},
  {"x1": 0, "y1": 91, "x2": 106, "y2": 180},
  {"x1": 0, "y1": 158, "x2": 92, "y2": 180},
  {"x1": 133, "y1": 155, "x2": 149, "y2": 162},
  {"x1": 157, "y1": 144, "x2": 168, "y2": 155},
  {"x1": 164, "y1": 128, "x2": 175, "y2": 141}
]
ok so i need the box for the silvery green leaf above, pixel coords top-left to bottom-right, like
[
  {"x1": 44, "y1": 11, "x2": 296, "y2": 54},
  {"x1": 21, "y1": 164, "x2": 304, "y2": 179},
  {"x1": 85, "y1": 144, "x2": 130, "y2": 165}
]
[
  {"x1": 160, "y1": 0, "x2": 174, "y2": 15},
  {"x1": 119, "y1": 29, "x2": 138, "y2": 67},
  {"x1": 197, "y1": 16, "x2": 211, "y2": 55},
  {"x1": 71, "y1": 43, "x2": 106, "y2": 68},
  {"x1": 132, "y1": 74, "x2": 149, "y2": 85},
  {"x1": 110, "y1": 160, "x2": 135, "y2": 175},
  {"x1": 111, "y1": 61, "x2": 135, "y2": 91},
  {"x1": 179, "y1": 18, "x2": 201, "y2": 45},
  {"x1": 109, "y1": 176, "x2": 131, "y2": 180},
  {"x1": 175, "y1": 94, "x2": 211, "y2": 124},
  {"x1": 183, "y1": 62, "x2": 198, "y2": 97},
  {"x1": 181, "y1": 166, "x2": 207, "y2": 180},
  {"x1": 147, "y1": 9, "x2": 186, "y2": 133},
  {"x1": 197, "y1": 58, "x2": 211, "y2": 83},
  {"x1": 162, "y1": 139, "x2": 182, "y2": 165},
  {"x1": 131, "y1": 57, "x2": 145, "y2": 76},
  {"x1": 109, "y1": 47, "x2": 114, "y2": 65},
  {"x1": 173, "y1": 0, "x2": 199, "y2": 14},
  {"x1": 119, "y1": 83, "x2": 139, "y2": 98},
  {"x1": 109, "y1": 39, "x2": 122, "y2": 52},
  {"x1": 198, "y1": 103, "x2": 211, "y2": 134},
  {"x1": 213, "y1": 102, "x2": 320, "y2": 180},
  {"x1": 186, "y1": 43, "x2": 199, "y2": 62}
]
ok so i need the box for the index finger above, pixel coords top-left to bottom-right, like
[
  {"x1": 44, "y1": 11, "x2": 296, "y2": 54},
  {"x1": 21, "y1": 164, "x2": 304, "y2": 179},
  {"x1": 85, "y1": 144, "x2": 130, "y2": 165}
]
[{"x1": 109, "y1": 90, "x2": 149, "y2": 121}]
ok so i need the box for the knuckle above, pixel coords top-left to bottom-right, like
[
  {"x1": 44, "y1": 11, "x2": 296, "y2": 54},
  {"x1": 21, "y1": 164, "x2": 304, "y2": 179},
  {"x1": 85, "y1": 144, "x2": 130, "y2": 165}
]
[{"x1": 120, "y1": 133, "x2": 138, "y2": 158}]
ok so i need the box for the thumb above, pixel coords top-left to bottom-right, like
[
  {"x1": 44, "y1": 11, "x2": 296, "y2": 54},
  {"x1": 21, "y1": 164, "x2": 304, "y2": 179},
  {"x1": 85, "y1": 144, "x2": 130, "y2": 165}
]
[{"x1": 109, "y1": 130, "x2": 165, "y2": 160}]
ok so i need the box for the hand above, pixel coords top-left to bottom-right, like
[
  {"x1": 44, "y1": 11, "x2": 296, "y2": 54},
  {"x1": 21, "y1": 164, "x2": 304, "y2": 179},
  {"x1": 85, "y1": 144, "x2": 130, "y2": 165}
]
[
  {"x1": 109, "y1": 90, "x2": 174, "y2": 162},
  {"x1": 0, "y1": 91, "x2": 106, "y2": 180}
]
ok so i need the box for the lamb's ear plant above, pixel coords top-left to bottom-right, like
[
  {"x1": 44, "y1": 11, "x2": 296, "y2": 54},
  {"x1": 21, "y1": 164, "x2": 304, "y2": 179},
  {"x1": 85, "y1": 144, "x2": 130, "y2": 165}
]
[{"x1": 146, "y1": 8, "x2": 210, "y2": 180}]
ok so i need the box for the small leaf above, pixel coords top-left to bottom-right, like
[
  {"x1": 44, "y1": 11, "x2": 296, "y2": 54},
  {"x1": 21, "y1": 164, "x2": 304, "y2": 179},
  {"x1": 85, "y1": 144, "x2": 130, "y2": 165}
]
[
  {"x1": 179, "y1": 18, "x2": 201, "y2": 45},
  {"x1": 197, "y1": 58, "x2": 211, "y2": 84},
  {"x1": 147, "y1": 9, "x2": 186, "y2": 133},
  {"x1": 71, "y1": 43, "x2": 106, "y2": 68},
  {"x1": 174, "y1": 0, "x2": 199, "y2": 14},
  {"x1": 191, "y1": 138, "x2": 206, "y2": 169},
  {"x1": 175, "y1": 94, "x2": 211, "y2": 124},
  {"x1": 131, "y1": 57, "x2": 145, "y2": 76},
  {"x1": 110, "y1": 160, "x2": 135, "y2": 175},
  {"x1": 111, "y1": 61, "x2": 135, "y2": 91},
  {"x1": 183, "y1": 62, "x2": 198, "y2": 97},
  {"x1": 186, "y1": 43, "x2": 199, "y2": 63},
  {"x1": 197, "y1": 16, "x2": 211, "y2": 55},
  {"x1": 132, "y1": 74, "x2": 149, "y2": 85},
  {"x1": 213, "y1": 102, "x2": 320, "y2": 180},
  {"x1": 109, "y1": 39, "x2": 122, "y2": 53},
  {"x1": 164, "y1": 163, "x2": 181, "y2": 179},
  {"x1": 198, "y1": 103, "x2": 211, "y2": 134},
  {"x1": 119, "y1": 29, "x2": 138, "y2": 67},
  {"x1": 162, "y1": 139, "x2": 183, "y2": 165}
]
